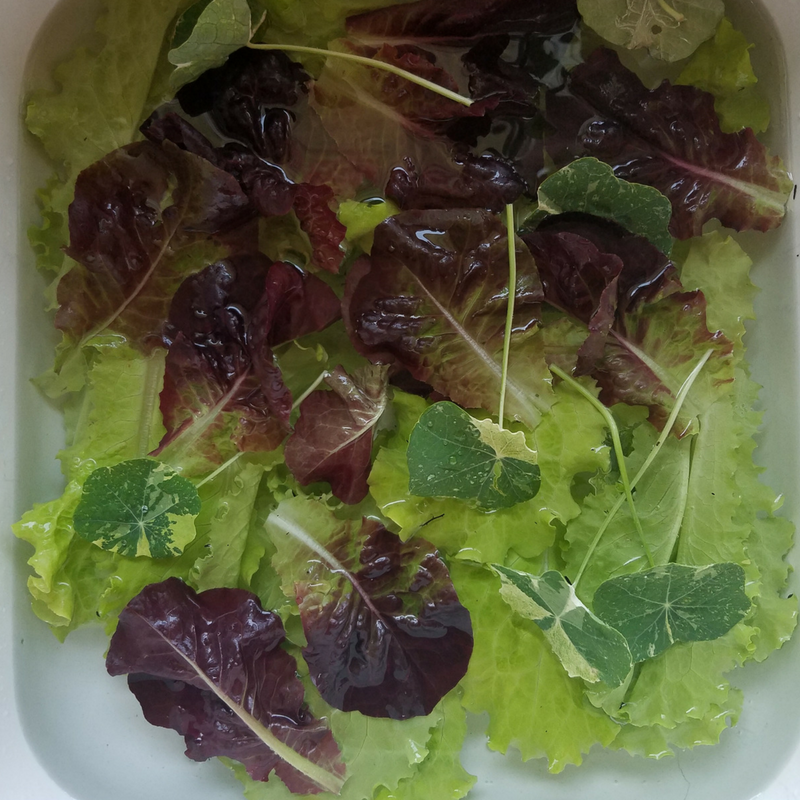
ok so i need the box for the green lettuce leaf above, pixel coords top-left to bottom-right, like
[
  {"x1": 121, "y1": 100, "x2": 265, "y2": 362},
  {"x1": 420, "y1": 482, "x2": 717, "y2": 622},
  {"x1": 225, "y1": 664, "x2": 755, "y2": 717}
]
[
  {"x1": 673, "y1": 231, "x2": 756, "y2": 358},
  {"x1": 452, "y1": 561, "x2": 619, "y2": 772},
  {"x1": 27, "y1": 0, "x2": 189, "y2": 176},
  {"x1": 577, "y1": 0, "x2": 723, "y2": 62},
  {"x1": 677, "y1": 18, "x2": 770, "y2": 133},
  {"x1": 374, "y1": 690, "x2": 475, "y2": 800}
]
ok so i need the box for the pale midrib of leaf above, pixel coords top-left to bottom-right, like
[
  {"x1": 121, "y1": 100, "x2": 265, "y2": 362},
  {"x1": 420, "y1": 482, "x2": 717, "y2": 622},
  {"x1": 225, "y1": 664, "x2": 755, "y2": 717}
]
[
  {"x1": 267, "y1": 511, "x2": 384, "y2": 622},
  {"x1": 405, "y1": 265, "x2": 547, "y2": 422},
  {"x1": 138, "y1": 612, "x2": 344, "y2": 795},
  {"x1": 159, "y1": 371, "x2": 251, "y2": 466}
]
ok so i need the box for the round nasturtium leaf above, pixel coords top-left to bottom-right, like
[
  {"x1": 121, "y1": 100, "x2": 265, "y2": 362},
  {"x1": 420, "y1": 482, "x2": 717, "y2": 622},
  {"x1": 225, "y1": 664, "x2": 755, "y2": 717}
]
[
  {"x1": 407, "y1": 402, "x2": 541, "y2": 511},
  {"x1": 73, "y1": 458, "x2": 201, "y2": 559}
]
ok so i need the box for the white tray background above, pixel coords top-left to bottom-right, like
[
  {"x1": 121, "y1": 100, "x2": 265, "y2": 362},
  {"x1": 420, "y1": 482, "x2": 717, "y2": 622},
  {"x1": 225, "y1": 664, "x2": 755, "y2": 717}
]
[{"x1": 1, "y1": 1, "x2": 798, "y2": 798}]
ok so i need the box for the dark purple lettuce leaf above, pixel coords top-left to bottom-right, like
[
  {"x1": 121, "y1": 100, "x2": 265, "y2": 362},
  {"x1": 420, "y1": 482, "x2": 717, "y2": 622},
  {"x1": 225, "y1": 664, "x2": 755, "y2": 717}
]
[
  {"x1": 543, "y1": 48, "x2": 793, "y2": 238},
  {"x1": 155, "y1": 256, "x2": 340, "y2": 470},
  {"x1": 522, "y1": 219, "x2": 733, "y2": 433},
  {"x1": 284, "y1": 365, "x2": 389, "y2": 504},
  {"x1": 143, "y1": 110, "x2": 347, "y2": 273},
  {"x1": 177, "y1": 48, "x2": 310, "y2": 163},
  {"x1": 58, "y1": 141, "x2": 251, "y2": 351},
  {"x1": 343, "y1": 209, "x2": 553, "y2": 428},
  {"x1": 311, "y1": 41, "x2": 494, "y2": 192},
  {"x1": 107, "y1": 579, "x2": 345, "y2": 795},
  {"x1": 347, "y1": 0, "x2": 579, "y2": 44},
  {"x1": 269, "y1": 501, "x2": 473, "y2": 719},
  {"x1": 386, "y1": 149, "x2": 525, "y2": 212}
]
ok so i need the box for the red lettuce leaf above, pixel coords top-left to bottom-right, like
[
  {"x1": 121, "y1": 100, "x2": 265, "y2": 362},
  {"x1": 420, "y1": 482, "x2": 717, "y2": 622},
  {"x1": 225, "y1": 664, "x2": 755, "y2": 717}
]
[
  {"x1": 155, "y1": 256, "x2": 340, "y2": 469},
  {"x1": 522, "y1": 217, "x2": 733, "y2": 432},
  {"x1": 343, "y1": 209, "x2": 553, "y2": 428},
  {"x1": 346, "y1": 0, "x2": 579, "y2": 45},
  {"x1": 386, "y1": 149, "x2": 525, "y2": 212},
  {"x1": 143, "y1": 109, "x2": 346, "y2": 273},
  {"x1": 106, "y1": 578, "x2": 345, "y2": 795},
  {"x1": 284, "y1": 365, "x2": 389, "y2": 504},
  {"x1": 543, "y1": 48, "x2": 793, "y2": 238},
  {"x1": 268, "y1": 501, "x2": 473, "y2": 719},
  {"x1": 58, "y1": 140, "x2": 251, "y2": 351},
  {"x1": 310, "y1": 41, "x2": 493, "y2": 193}
]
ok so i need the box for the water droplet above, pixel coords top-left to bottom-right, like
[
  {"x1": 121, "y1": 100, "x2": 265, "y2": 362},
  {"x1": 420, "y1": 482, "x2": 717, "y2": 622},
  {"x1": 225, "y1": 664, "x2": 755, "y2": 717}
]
[
  {"x1": 141, "y1": 505, "x2": 149, "y2": 514},
  {"x1": 448, "y1": 455, "x2": 458, "y2": 465},
  {"x1": 426, "y1": 420, "x2": 434, "y2": 428}
]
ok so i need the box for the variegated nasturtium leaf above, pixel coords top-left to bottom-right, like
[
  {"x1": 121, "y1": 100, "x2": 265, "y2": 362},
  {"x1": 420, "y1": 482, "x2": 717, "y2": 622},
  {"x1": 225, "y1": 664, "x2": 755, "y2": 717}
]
[
  {"x1": 73, "y1": 458, "x2": 201, "y2": 558},
  {"x1": 492, "y1": 567, "x2": 633, "y2": 687},
  {"x1": 537, "y1": 158, "x2": 674, "y2": 255},
  {"x1": 593, "y1": 563, "x2": 751, "y2": 663},
  {"x1": 578, "y1": 0, "x2": 724, "y2": 62},
  {"x1": 407, "y1": 402, "x2": 541, "y2": 511},
  {"x1": 168, "y1": 0, "x2": 261, "y2": 90}
]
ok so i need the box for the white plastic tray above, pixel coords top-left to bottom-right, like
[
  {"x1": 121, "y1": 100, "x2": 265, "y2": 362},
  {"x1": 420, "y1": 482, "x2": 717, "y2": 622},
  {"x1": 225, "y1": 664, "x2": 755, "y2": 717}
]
[{"x1": 1, "y1": 1, "x2": 798, "y2": 799}]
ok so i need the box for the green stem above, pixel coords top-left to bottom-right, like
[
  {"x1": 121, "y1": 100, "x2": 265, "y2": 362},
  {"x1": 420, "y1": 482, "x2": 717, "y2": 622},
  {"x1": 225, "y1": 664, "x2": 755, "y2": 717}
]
[
  {"x1": 550, "y1": 365, "x2": 653, "y2": 569},
  {"x1": 498, "y1": 204, "x2": 517, "y2": 431},
  {"x1": 196, "y1": 451, "x2": 244, "y2": 489},
  {"x1": 292, "y1": 370, "x2": 329, "y2": 411},
  {"x1": 248, "y1": 43, "x2": 474, "y2": 107},
  {"x1": 657, "y1": 0, "x2": 686, "y2": 22},
  {"x1": 572, "y1": 350, "x2": 712, "y2": 590}
]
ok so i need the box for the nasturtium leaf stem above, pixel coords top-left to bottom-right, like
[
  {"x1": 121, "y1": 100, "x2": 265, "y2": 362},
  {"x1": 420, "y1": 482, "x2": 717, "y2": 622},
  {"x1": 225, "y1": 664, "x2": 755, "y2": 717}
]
[
  {"x1": 657, "y1": 0, "x2": 686, "y2": 22},
  {"x1": 572, "y1": 350, "x2": 713, "y2": 590},
  {"x1": 550, "y1": 364, "x2": 653, "y2": 569},
  {"x1": 498, "y1": 204, "x2": 517, "y2": 431},
  {"x1": 247, "y1": 43, "x2": 474, "y2": 107}
]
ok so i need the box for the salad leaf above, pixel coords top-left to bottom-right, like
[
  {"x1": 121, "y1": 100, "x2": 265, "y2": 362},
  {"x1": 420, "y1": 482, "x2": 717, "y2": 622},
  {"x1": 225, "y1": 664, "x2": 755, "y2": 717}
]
[
  {"x1": 168, "y1": 0, "x2": 258, "y2": 90},
  {"x1": 58, "y1": 141, "x2": 250, "y2": 354},
  {"x1": 338, "y1": 198, "x2": 399, "y2": 252},
  {"x1": 451, "y1": 562, "x2": 619, "y2": 772},
  {"x1": 155, "y1": 257, "x2": 340, "y2": 472},
  {"x1": 676, "y1": 18, "x2": 770, "y2": 133},
  {"x1": 593, "y1": 563, "x2": 751, "y2": 662},
  {"x1": 189, "y1": 459, "x2": 274, "y2": 592},
  {"x1": 73, "y1": 458, "x2": 201, "y2": 558},
  {"x1": 406, "y1": 401, "x2": 541, "y2": 510},
  {"x1": 373, "y1": 689, "x2": 475, "y2": 800},
  {"x1": 344, "y1": 209, "x2": 554, "y2": 430},
  {"x1": 544, "y1": 48, "x2": 793, "y2": 238},
  {"x1": 347, "y1": 0, "x2": 580, "y2": 44},
  {"x1": 26, "y1": 0, "x2": 189, "y2": 176},
  {"x1": 524, "y1": 221, "x2": 732, "y2": 432},
  {"x1": 536, "y1": 158, "x2": 674, "y2": 255},
  {"x1": 577, "y1": 0, "x2": 723, "y2": 62},
  {"x1": 493, "y1": 566, "x2": 633, "y2": 687},
  {"x1": 310, "y1": 41, "x2": 489, "y2": 193},
  {"x1": 107, "y1": 578, "x2": 346, "y2": 794},
  {"x1": 284, "y1": 365, "x2": 389, "y2": 504},
  {"x1": 267, "y1": 497, "x2": 473, "y2": 718}
]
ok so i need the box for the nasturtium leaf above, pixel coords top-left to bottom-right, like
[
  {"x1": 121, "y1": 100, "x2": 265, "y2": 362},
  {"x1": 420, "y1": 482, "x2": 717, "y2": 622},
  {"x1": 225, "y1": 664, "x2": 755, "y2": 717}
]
[
  {"x1": 168, "y1": 0, "x2": 258, "y2": 90},
  {"x1": 577, "y1": 0, "x2": 723, "y2": 62},
  {"x1": 537, "y1": 158, "x2": 674, "y2": 255},
  {"x1": 492, "y1": 566, "x2": 632, "y2": 687},
  {"x1": 73, "y1": 458, "x2": 201, "y2": 558},
  {"x1": 676, "y1": 18, "x2": 770, "y2": 134},
  {"x1": 406, "y1": 402, "x2": 541, "y2": 511},
  {"x1": 593, "y1": 563, "x2": 751, "y2": 663}
]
